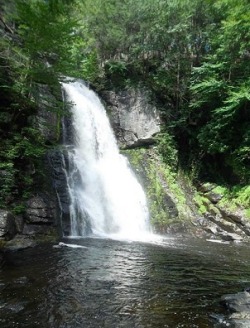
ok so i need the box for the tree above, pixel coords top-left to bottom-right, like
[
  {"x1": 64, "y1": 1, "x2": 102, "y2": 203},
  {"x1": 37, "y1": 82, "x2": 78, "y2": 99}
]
[
  {"x1": 0, "y1": 0, "x2": 82, "y2": 207},
  {"x1": 187, "y1": 0, "x2": 250, "y2": 182}
]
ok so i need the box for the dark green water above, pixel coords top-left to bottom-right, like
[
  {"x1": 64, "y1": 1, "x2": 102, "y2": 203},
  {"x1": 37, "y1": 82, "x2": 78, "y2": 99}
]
[{"x1": 1, "y1": 236, "x2": 250, "y2": 328}]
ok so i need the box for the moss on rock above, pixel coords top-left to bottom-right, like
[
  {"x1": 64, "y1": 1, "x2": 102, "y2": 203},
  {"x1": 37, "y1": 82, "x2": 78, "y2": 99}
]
[{"x1": 123, "y1": 147, "x2": 195, "y2": 233}]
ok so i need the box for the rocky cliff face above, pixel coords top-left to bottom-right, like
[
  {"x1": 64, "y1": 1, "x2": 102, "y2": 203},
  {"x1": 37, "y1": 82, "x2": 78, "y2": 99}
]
[
  {"x1": 125, "y1": 148, "x2": 250, "y2": 240},
  {"x1": 102, "y1": 88, "x2": 198, "y2": 235},
  {"x1": 101, "y1": 88, "x2": 161, "y2": 148},
  {"x1": 48, "y1": 149, "x2": 71, "y2": 236},
  {"x1": 0, "y1": 192, "x2": 57, "y2": 251},
  {"x1": 104, "y1": 88, "x2": 250, "y2": 241},
  {"x1": 123, "y1": 148, "x2": 200, "y2": 235},
  {"x1": 2, "y1": 84, "x2": 247, "y2": 250},
  {"x1": 33, "y1": 83, "x2": 61, "y2": 144},
  {"x1": 0, "y1": 84, "x2": 60, "y2": 252}
]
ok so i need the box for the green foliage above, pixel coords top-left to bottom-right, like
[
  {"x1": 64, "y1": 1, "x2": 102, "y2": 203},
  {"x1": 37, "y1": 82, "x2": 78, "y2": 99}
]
[
  {"x1": 212, "y1": 186, "x2": 228, "y2": 195},
  {"x1": 81, "y1": 52, "x2": 100, "y2": 83},
  {"x1": 0, "y1": 0, "x2": 83, "y2": 209},
  {"x1": 13, "y1": 0, "x2": 81, "y2": 82},
  {"x1": 179, "y1": 0, "x2": 250, "y2": 183},
  {"x1": 125, "y1": 148, "x2": 190, "y2": 230},
  {"x1": 156, "y1": 132, "x2": 178, "y2": 169},
  {"x1": 232, "y1": 185, "x2": 250, "y2": 208},
  {"x1": 205, "y1": 184, "x2": 250, "y2": 214},
  {"x1": 12, "y1": 203, "x2": 26, "y2": 215},
  {"x1": 193, "y1": 194, "x2": 209, "y2": 215},
  {"x1": 79, "y1": 0, "x2": 248, "y2": 185},
  {"x1": 0, "y1": 162, "x2": 16, "y2": 204},
  {"x1": 0, "y1": 125, "x2": 46, "y2": 207}
]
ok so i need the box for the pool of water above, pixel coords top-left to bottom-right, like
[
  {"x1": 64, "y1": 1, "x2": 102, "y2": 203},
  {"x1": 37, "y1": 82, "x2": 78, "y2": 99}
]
[{"x1": 1, "y1": 236, "x2": 250, "y2": 328}]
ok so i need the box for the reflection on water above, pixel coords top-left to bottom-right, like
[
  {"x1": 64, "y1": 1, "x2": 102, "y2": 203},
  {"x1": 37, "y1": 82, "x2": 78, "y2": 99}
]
[{"x1": 1, "y1": 237, "x2": 250, "y2": 327}]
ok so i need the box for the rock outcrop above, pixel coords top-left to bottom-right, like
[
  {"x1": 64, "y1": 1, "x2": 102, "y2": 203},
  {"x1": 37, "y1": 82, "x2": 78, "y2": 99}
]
[
  {"x1": 0, "y1": 192, "x2": 57, "y2": 251},
  {"x1": 193, "y1": 183, "x2": 250, "y2": 241},
  {"x1": 25, "y1": 195, "x2": 55, "y2": 224},
  {"x1": 124, "y1": 148, "x2": 200, "y2": 235},
  {"x1": 48, "y1": 149, "x2": 71, "y2": 235},
  {"x1": 214, "y1": 290, "x2": 250, "y2": 327},
  {"x1": 102, "y1": 88, "x2": 161, "y2": 148}
]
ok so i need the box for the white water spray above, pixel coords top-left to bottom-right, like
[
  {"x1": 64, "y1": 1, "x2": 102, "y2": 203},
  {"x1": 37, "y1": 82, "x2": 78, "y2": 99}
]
[{"x1": 61, "y1": 80, "x2": 150, "y2": 240}]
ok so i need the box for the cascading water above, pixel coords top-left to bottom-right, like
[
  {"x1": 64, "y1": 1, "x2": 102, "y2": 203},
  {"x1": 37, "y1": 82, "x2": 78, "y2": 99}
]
[{"x1": 61, "y1": 80, "x2": 150, "y2": 239}]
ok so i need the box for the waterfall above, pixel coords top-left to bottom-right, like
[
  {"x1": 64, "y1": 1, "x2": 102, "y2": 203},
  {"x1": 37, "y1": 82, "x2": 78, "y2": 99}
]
[{"x1": 61, "y1": 80, "x2": 150, "y2": 239}]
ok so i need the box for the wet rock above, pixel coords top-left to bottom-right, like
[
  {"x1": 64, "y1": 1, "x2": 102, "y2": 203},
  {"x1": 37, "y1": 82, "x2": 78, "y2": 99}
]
[
  {"x1": 203, "y1": 223, "x2": 221, "y2": 235},
  {"x1": 221, "y1": 291, "x2": 250, "y2": 313},
  {"x1": 0, "y1": 210, "x2": 17, "y2": 240},
  {"x1": 102, "y1": 89, "x2": 161, "y2": 148},
  {"x1": 48, "y1": 149, "x2": 71, "y2": 235},
  {"x1": 219, "y1": 290, "x2": 250, "y2": 327},
  {"x1": 195, "y1": 212, "x2": 246, "y2": 242},
  {"x1": 219, "y1": 232, "x2": 243, "y2": 242},
  {"x1": 220, "y1": 206, "x2": 249, "y2": 225},
  {"x1": 206, "y1": 214, "x2": 244, "y2": 235},
  {"x1": 165, "y1": 222, "x2": 191, "y2": 235},
  {"x1": 5, "y1": 302, "x2": 27, "y2": 313}
]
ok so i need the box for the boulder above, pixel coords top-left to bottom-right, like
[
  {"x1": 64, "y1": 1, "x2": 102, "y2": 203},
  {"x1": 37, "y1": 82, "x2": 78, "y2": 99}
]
[
  {"x1": 220, "y1": 206, "x2": 249, "y2": 225},
  {"x1": 4, "y1": 235, "x2": 37, "y2": 251},
  {"x1": 205, "y1": 191, "x2": 223, "y2": 204},
  {"x1": 218, "y1": 290, "x2": 250, "y2": 327},
  {"x1": 0, "y1": 210, "x2": 17, "y2": 240},
  {"x1": 102, "y1": 89, "x2": 161, "y2": 148},
  {"x1": 221, "y1": 291, "x2": 250, "y2": 313},
  {"x1": 198, "y1": 182, "x2": 217, "y2": 193}
]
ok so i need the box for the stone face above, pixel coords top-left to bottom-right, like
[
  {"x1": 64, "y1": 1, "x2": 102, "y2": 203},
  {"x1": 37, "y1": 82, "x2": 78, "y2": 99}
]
[
  {"x1": 0, "y1": 210, "x2": 17, "y2": 240},
  {"x1": 102, "y1": 89, "x2": 161, "y2": 148},
  {"x1": 25, "y1": 195, "x2": 55, "y2": 224},
  {"x1": 163, "y1": 194, "x2": 179, "y2": 219},
  {"x1": 48, "y1": 149, "x2": 71, "y2": 235},
  {"x1": 32, "y1": 84, "x2": 60, "y2": 144}
]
